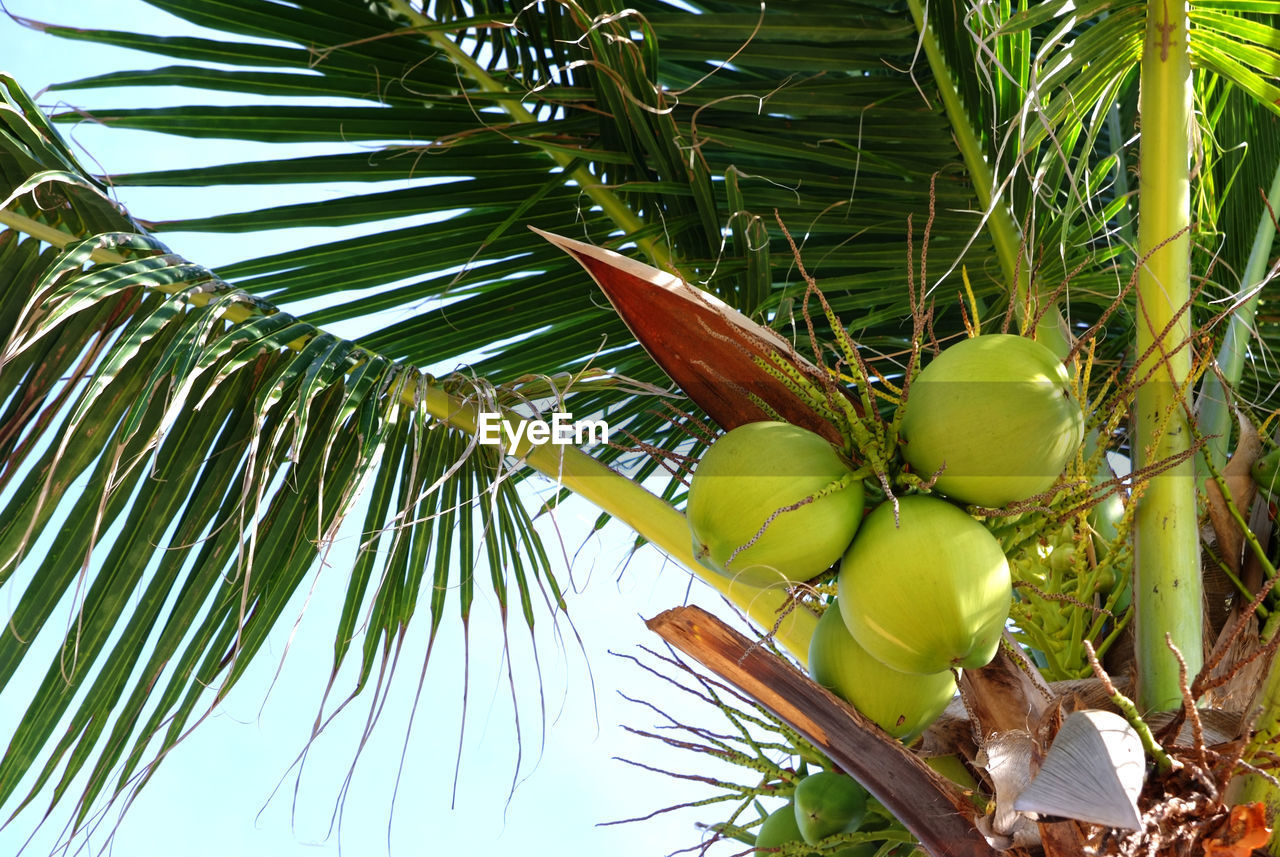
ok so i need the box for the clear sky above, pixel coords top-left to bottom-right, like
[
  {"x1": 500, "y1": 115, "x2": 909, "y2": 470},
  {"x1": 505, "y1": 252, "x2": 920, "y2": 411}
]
[{"x1": 0, "y1": 4, "x2": 771, "y2": 856}]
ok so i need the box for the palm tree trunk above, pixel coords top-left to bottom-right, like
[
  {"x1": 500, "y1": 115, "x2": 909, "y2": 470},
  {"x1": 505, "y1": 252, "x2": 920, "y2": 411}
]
[{"x1": 1132, "y1": 0, "x2": 1202, "y2": 712}]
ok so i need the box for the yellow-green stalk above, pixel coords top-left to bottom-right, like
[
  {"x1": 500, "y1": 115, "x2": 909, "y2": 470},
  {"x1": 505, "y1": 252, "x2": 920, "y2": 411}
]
[
  {"x1": 420, "y1": 399, "x2": 820, "y2": 662},
  {"x1": 1132, "y1": 0, "x2": 1201, "y2": 712}
]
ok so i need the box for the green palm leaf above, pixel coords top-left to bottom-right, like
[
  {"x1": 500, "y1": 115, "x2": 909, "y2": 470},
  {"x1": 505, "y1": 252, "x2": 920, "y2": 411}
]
[{"x1": 0, "y1": 220, "x2": 576, "y2": 827}]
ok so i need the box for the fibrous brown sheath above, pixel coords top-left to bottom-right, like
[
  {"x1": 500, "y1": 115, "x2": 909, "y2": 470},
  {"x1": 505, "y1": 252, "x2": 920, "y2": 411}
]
[
  {"x1": 534, "y1": 228, "x2": 854, "y2": 445},
  {"x1": 645, "y1": 605, "x2": 998, "y2": 857}
]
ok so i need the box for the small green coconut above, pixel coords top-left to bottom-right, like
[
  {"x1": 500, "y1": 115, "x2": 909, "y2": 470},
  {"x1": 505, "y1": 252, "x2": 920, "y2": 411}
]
[
  {"x1": 1252, "y1": 446, "x2": 1280, "y2": 497},
  {"x1": 793, "y1": 771, "x2": 868, "y2": 845},
  {"x1": 901, "y1": 334, "x2": 1084, "y2": 507},
  {"x1": 687, "y1": 421, "x2": 865, "y2": 588},
  {"x1": 809, "y1": 599, "x2": 957, "y2": 740},
  {"x1": 838, "y1": 495, "x2": 1011, "y2": 675},
  {"x1": 755, "y1": 799, "x2": 878, "y2": 857}
]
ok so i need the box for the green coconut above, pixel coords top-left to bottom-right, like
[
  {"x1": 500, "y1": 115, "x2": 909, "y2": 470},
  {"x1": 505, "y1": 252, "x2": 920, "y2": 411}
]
[
  {"x1": 809, "y1": 599, "x2": 957, "y2": 740},
  {"x1": 687, "y1": 421, "x2": 865, "y2": 588},
  {"x1": 1090, "y1": 488, "x2": 1131, "y2": 611},
  {"x1": 838, "y1": 495, "x2": 1011, "y2": 675},
  {"x1": 1088, "y1": 451, "x2": 1128, "y2": 551},
  {"x1": 755, "y1": 801, "x2": 878, "y2": 857},
  {"x1": 756, "y1": 803, "x2": 811, "y2": 854},
  {"x1": 1090, "y1": 490, "x2": 1125, "y2": 554},
  {"x1": 1254, "y1": 446, "x2": 1280, "y2": 497},
  {"x1": 901, "y1": 334, "x2": 1084, "y2": 507},
  {"x1": 793, "y1": 771, "x2": 868, "y2": 845}
]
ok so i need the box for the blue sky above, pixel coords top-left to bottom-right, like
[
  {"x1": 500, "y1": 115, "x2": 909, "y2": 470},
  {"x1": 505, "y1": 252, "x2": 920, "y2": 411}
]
[{"x1": 0, "y1": 4, "x2": 775, "y2": 855}]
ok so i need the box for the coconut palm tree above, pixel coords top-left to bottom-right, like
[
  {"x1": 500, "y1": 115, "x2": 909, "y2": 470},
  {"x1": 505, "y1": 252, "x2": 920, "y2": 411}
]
[{"x1": 3, "y1": 0, "x2": 1280, "y2": 854}]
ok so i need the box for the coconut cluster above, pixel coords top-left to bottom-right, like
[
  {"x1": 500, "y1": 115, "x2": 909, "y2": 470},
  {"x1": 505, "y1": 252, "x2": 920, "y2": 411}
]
[{"x1": 684, "y1": 334, "x2": 1084, "y2": 741}]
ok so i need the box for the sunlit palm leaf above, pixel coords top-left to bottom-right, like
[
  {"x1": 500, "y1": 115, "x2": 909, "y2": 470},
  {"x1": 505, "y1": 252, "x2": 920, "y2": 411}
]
[
  {"x1": 19, "y1": 0, "x2": 1052, "y2": 549},
  {"x1": 32, "y1": 1, "x2": 1013, "y2": 364},
  {"x1": 0, "y1": 216, "x2": 579, "y2": 824},
  {"x1": 0, "y1": 93, "x2": 577, "y2": 832},
  {"x1": 996, "y1": 0, "x2": 1280, "y2": 388}
]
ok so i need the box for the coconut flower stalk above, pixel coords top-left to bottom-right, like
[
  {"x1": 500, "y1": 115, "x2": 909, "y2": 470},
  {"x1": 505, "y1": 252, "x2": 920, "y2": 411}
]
[{"x1": 1132, "y1": 0, "x2": 1203, "y2": 712}]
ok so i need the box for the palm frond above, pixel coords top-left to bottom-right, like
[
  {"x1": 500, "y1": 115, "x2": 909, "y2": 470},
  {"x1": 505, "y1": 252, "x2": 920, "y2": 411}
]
[
  {"x1": 0, "y1": 75, "x2": 586, "y2": 836},
  {"x1": 994, "y1": 0, "x2": 1280, "y2": 403},
  {"x1": 30, "y1": 1, "x2": 1011, "y2": 366},
  {"x1": 0, "y1": 214, "x2": 581, "y2": 828}
]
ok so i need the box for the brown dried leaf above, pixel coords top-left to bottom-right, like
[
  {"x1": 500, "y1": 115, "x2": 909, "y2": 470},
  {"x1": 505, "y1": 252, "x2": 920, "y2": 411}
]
[
  {"x1": 532, "y1": 228, "x2": 852, "y2": 445},
  {"x1": 1205, "y1": 413, "x2": 1261, "y2": 575},
  {"x1": 974, "y1": 730, "x2": 1041, "y2": 849},
  {"x1": 645, "y1": 605, "x2": 1001, "y2": 857},
  {"x1": 959, "y1": 633, "x2": 1054, "y2": 738}
]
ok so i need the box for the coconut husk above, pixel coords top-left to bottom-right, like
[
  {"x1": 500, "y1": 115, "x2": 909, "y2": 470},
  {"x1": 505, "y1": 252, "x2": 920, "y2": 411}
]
[
  {"x1": 923, "y1": 676, "x2": 1247, "y2": 755},
  {"x1": 1038, "y1": 820, "x2": 1092, "y2": 857},
  {"x1": 958, "y1": 634, "x2": 1055, "y2": 737},
  {"x1": 974, "y1": 729, "x2": 1041, "y2": 849},
  {"x1": 1202, "y1": 490, "x2": 1275, "y2": 713}
]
